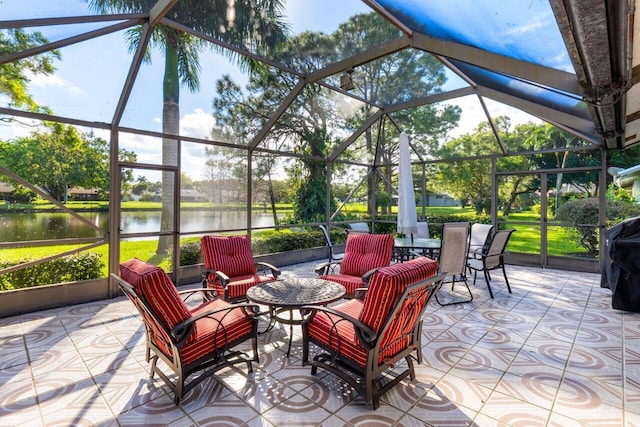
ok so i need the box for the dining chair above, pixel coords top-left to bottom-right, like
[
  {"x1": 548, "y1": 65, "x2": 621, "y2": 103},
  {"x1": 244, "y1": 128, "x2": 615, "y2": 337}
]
[
  {"x1": 416, "y1": 221, "x2": 430, "y2": 238},
  {"x1": 347, "y1": 222, "x2": 370, "y2": 233},
  {"x1": 468, "y1": 223, "x2": 495, "y2": 259},
  {"x1": 115, "y1": 258, "x2": 259, "y2": 404},
  {"x1": 467, "y1": 229, "x2": 514, "y2": 298},
  {"x1": 302, "y1": 256, "x2": 444, "y2": 409},
  {"x1": 201, "y1": 235, "x2": 281, "y2": 302},
  {"x1": 435, "y1": 221, "x2": 473, "y2": 305},
  {"x1": 317, "y1": 224, "x2": 344, "y2": 262}
]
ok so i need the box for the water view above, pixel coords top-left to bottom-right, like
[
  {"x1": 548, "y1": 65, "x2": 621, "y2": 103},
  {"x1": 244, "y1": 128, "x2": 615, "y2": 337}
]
[{"x1": 0, "y1": 210, "x2": 280, "y2": 242}]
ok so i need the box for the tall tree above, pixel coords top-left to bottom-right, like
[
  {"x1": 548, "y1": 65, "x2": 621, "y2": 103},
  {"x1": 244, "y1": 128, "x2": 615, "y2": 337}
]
[
  {"x1": 435, "y1": 119, "x2": 511, "y2": 214},
  {"x1": 88, "y1": 0, "x2": 287, "y2": 253},
  {"x1": 211, "y1": 12, "x2": 459, "y2": 222},
  {"x1": 0, "y1": 28, "x2": 59, "y2": 121},
  {"x1": 0, "y1": 123, "x2": 134, "y2": 201},
  {"x1": 212, "y1": 31, "x2": 339, "y2": 223},
  {"x1": 333, "y1": 13, "x2": 460, "y2": 216}
]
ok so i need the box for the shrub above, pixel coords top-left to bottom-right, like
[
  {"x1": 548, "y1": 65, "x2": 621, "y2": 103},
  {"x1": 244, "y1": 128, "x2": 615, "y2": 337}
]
[
  {"x1": 0, "y1": 252, "x2": 104, "y2": 290},
  {"x1": 252, "y1": 230, "x2": 333, "y2": 255},
  {"x1": 555, "y1": 197, "x2": 640, "y2": 254},
  {"x1": 376, "y1": 214, "x2": 491, "y2": 238},
  {"x1": 179, "y1": 241, "x2": 202, "y2": 266}
]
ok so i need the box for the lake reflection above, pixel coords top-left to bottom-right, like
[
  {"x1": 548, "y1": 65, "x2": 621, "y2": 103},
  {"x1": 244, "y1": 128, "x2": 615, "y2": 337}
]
[{"x1": 0, "y1": 210, "x2": 279, "y2": 242}]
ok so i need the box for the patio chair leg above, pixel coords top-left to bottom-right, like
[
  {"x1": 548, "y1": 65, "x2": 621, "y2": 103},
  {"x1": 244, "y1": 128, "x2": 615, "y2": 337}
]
[
  {"x1": 502, "y1": 265, "x2": 512, "y2": 293},
  {"x1": 483, "y1": 270, "x2": 494, "y2": 299},
  {"x1": 435, "y1": 278, "x2": 473, "y2": 306}
]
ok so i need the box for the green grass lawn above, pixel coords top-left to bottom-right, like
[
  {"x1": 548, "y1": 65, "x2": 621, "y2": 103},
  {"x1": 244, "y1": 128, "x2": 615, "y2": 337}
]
[{"x1": 1, "y1": 205, "x2": 593, "y2": 282}]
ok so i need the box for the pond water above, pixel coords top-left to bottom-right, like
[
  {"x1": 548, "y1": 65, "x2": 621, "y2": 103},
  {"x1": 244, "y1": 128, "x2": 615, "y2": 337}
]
[{"x1": 0, "y1": 210, "x2": 279, "y2": 242}]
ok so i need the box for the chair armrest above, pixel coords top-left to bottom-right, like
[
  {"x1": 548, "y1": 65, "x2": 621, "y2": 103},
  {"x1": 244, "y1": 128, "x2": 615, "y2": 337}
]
[
  {"x1": 301, "y1": 305, "x2": 377, "y2": 346},
  {"x1": 353, "y1": 287, "x2": 368, "y2": 300},
  {"x1": 256, "y1": 262, "x2": 281, "y2": 278},
  {"x1": 202, "y1": 269, "x2": 230, "y2": 285},
  {"x1": 315, "y1": 260, "x2": 342, "y2": 276},
  {"x1": 177, "y1": 288, "x2": 214, "y2": 303},
  {"x1": 361, "y1": 268, "x2": 380, "y2": 286},
  {"x1": 170, "y1": 303, "x2": 260, "y2": 346},
  {"x1": 477, "y1": 250, "x2": 509, "y2": 259}
]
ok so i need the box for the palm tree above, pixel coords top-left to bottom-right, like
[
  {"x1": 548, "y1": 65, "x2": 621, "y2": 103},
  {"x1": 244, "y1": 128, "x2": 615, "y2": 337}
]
[{"x1": 88, "y1": 0, "x2": 288, "y2": 253}]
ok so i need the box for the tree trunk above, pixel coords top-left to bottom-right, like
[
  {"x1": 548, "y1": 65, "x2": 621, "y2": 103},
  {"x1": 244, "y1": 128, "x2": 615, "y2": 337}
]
[
  {"x1": 267, "y1": 172, "x2": 278, "y2": 228},
  {"x1": 157, "y1": 36, "x2": 180, "y2": 255},
  {"x1": 503, "y1": 177, "x2": 523, "y2": 216}
]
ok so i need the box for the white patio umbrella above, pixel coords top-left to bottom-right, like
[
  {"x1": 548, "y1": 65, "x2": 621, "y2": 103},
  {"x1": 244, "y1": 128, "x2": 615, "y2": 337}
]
[{"x1": 397, "y1": 131, "x2": 418, "y2": 239}]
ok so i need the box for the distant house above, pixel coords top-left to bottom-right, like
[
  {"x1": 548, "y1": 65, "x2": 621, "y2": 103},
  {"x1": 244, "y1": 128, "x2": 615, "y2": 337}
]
[
  {"x1": 181, "y1": 189, "x2": 209, "y2": 202},
  {"x1": 609, "y1": 164, "x2": 640, "y2": 201},
  {"x1": 425, "y1": 192, "x2": 460, "y2": 207},
  {"x1": 0, "y1": 183, "x2": 13, "y2": 199},
  {"x1": 392, "y1": 191, "x2": 460, "y2": 207},
  {"x1": 68, "y1": 187, "x2": 100, "y2": 201}
]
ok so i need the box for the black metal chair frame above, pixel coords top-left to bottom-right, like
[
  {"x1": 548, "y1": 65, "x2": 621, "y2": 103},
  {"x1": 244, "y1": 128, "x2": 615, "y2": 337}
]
[
  {"x1": 318, "y1": 224, "x2": 344, "y2": 262},
  {"x1": 112, "y1": 274, "x2": 260, "y2": 404},
  {"x1": 301, "y1": 273, "x2": 445, "y2": 409},
  {"x1": 466, "y1": 229, "x2": 514, "y2": 299},
  {"x1": 201, "y1": 261, "x2": 281, "y2": 303}
]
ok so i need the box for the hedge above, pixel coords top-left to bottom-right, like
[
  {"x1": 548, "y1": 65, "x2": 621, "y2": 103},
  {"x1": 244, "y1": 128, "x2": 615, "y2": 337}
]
[
  {"x1": 178, "y1": 214, "x2": 491, "y2": 266},
  {"x1": 0, "y1": 252, "x2": 104, "y2": 290}
]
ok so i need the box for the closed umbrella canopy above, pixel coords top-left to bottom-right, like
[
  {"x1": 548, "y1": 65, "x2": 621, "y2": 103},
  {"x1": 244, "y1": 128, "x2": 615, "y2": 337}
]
[{"x1": 397, "y1": 132, "x2": 418, "y2": 236}]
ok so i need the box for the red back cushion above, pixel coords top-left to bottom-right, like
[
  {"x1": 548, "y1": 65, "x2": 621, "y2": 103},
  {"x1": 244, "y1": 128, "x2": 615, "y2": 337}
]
[
  {"x1": 359, "y1": 256, "x2": 438, "y2": 332},
  {"x1": 119, "y1": 258, "x2": 191, "y2": 329},
  {"x1": 201, "y1": 235, "x2": 257, "y2": 277},
  {"x1": 340, "y1": 233, "x2": 394, "y2": 277}
]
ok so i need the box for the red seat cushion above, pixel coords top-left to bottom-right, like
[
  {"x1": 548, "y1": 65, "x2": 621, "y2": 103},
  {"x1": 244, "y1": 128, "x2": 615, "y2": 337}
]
[
  {"x1": 201, "y1": 235, "x2": 257, "y2": 277},
  {"x1": 319, "y1": 274, "x2": 366, "y2": 296},
  {"x1": 181, "y1": 299, "x2": 254, "y2": 365},
  {"x1": 308, "y1": 256, "x2": 439, "y2": 368},
  {"x1": 307, "y1": 299, "x2": 368, "y2": 367},
  {"x1": 339, "y1": 233, "x2": 394, "y2": 277}
]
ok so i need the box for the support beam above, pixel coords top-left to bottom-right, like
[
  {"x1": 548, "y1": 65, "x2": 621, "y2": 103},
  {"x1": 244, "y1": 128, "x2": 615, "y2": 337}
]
[
  {"x1": 476, "y1": 86, "x2": 599, "y2": 144},
  {"x1": 149, "y1": 0, "x2": 179, "y2": 27},
  {"x1": 0, "y1": 13, "x2": 148, "y2": 29},
  {"x1": 477, "y1": 95, "x2": 507, "y2": 155},
  {"x1": 307, "y1": 36, "x2": 411, "y2": 84},
  {"x1": 383, "y1": 86, "x2": 475, "y2": 113},
  {"x1": 0, "y1": 20, "x2": 142, "y2": 65},
  {"x1": 412, "y1": 32, "x2": 582, "y2": 96},
  {"x1": 328, "y1": 110, "x2": 384, "y2": 162},
  {"x1": 112, "y1": 23, "x2": 153, "y2": 126},
  {"x1": 249, "y1": 79, "x2": 306, "y2": 151}
]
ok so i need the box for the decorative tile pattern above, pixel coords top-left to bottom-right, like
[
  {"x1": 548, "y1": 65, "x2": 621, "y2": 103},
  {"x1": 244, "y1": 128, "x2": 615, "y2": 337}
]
[{"x1": 1, "y1": 263, "x2": 639, "y2": 425}]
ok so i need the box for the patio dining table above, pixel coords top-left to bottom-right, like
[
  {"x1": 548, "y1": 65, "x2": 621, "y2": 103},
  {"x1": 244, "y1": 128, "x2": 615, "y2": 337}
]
[
  {"x1": 393, "y1": 237, "x2": 441, "y2": 262},
  {"x1": 246, "y1": 278, "x2": 345, "y2": 356}
]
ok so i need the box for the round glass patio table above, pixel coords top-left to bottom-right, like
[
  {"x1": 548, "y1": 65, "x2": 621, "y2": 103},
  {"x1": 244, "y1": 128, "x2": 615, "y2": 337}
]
[{"x1": 246, "y1": 278, "x2": 345, "y2": 357}]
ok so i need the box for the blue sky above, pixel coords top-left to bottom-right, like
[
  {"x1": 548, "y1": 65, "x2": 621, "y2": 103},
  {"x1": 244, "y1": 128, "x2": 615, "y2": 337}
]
[{"x1": 1, "y1": 0, "x2": 539, "y2": 180}]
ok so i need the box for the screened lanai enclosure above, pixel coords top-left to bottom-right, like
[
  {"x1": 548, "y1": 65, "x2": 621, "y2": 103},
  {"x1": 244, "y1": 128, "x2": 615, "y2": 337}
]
[{"x1": 1, "y1": 0, "x2": 639, "y2": 316}]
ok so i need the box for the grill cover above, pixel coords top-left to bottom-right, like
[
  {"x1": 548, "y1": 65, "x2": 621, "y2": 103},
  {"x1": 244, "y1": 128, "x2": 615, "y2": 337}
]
[{"x1": 601, "y1": 216, "x2": 640, "y2": 312}]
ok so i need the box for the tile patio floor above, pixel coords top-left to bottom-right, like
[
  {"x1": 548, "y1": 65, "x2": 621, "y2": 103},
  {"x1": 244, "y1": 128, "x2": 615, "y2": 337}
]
[{"x1": 1, "y1": 262, "x2": 639, "y2": 426}]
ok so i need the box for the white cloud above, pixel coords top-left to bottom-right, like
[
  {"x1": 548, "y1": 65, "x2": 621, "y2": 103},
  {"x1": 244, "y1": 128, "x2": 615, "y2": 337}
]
[
  {"x1": 26, "y1": 71, "x2": 84, "y2": 95},
  {"x1": 179, "y1": 109, "x2": 216, "y2": 139}
]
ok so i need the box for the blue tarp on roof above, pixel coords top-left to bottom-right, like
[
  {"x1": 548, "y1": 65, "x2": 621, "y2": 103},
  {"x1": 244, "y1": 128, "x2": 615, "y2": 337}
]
[{"x1": 374, "y1": 0, "x2": 574, "y2": 72}]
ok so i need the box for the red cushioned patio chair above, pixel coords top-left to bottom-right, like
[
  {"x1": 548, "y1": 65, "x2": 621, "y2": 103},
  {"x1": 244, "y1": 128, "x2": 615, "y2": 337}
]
[
  {"x1": 302, "y1": 256, "x2": 444, "y2": 409},
  {"x1": 114, "y1": 258, "x2": 259, "y2": 404},
  {"x1": 201, "y1": 234, "x2": 281, "y2": 302},
  {"x1": 315, "y1": 232, "x2": 395, "y2": 298}
]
